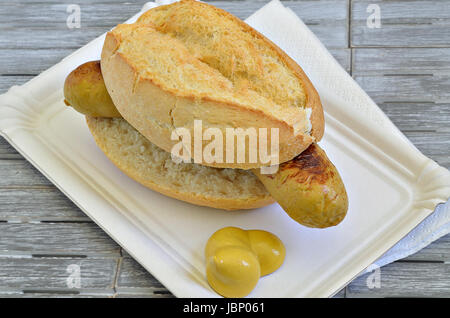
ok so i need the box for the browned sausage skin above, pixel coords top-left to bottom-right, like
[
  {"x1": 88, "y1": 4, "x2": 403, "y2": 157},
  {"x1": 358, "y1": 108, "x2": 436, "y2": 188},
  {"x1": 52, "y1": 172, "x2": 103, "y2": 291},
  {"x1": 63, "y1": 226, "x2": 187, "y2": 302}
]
[{"x1": 254, "y1": 144, "x2": 348, "y2": 228}]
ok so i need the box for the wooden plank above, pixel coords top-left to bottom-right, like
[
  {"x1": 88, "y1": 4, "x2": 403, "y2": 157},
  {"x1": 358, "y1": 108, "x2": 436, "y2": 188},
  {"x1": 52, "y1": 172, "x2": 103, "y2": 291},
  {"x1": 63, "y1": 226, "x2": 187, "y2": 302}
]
[
  {"x1": 0, "y1": 159, "x2": 53, "y2": 187},
  {"x1": 354, "y1": 75, "x2": 450, "y2": 104},
  {"x1": 0, "y1": 223, "x2": 120, "y2": 257},
  {"x1": 351, "y1": 0, "x2": 450, "y2": 47},
  {"x1": 116, "y1": 256, "x2": 169, "y2": 295},
  {"x1": 0, "y1": 188, "x2": 89, "y2": 222},
  {"x1": 353, "y1": 48, "x2": 450, "y2": 75},
  {"x1": 0, "y1": 29, "x2": 109, "y2": 50},
  {"x1": 346, "y1": 262, "x2": 450, "y2": 297},
  {"x1": 0, "y1": 137, "x2": 21, "y2": 159},
  {"x1": 1, "y1": 1, "x2": 349, "y2": 26},
  {"x1": 0, "y1": 2, "x2": 141, "y2": 49},
  {"x1": 0, "y1": 1, "x2": 349, "y2": 49},
  {"x1": 378, "y1": 102, "x2": 450, "y2": 132},
  {"x1": 353, "y1": 74, "x2": 450, "y2": 169},
  {"x1": 0, "y1": 49, "x2": 75, "y2": 75},
  {"x1": 0, "y1": 3, "x2": 143, "y2": 29},
  {"x1": 0, "y1": 257, "x2": 118, "y2": 293},
  {"x1": 352, "y1": 45, "x2": 450, "y2": 169}
]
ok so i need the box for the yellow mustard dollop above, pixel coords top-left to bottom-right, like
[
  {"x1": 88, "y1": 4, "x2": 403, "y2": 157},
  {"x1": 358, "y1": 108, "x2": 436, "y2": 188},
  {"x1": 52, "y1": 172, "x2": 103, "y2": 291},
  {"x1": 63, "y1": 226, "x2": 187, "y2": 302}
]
[{"x1": 205, "y1": 226, "x2": 285, "y2": 298}]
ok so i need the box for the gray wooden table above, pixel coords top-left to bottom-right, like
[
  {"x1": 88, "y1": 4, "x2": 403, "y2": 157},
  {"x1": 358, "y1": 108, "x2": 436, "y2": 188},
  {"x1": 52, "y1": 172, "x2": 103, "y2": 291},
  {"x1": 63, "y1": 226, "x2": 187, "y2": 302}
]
[{"x1": 0, "y1": 0, "x2": 449, "y2": 298}]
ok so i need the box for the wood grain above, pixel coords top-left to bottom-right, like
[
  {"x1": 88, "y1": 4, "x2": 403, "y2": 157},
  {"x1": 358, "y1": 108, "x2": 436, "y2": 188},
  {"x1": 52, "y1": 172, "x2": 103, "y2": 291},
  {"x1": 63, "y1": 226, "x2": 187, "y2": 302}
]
[
  {"x1": 0, "y1": 49, "x2": 75, "y2": 75},
  {"x1": 0, "y1": 223, "x2": 120, "y2": 257},
  {"x1": 377, "y1": 102, "x2": 450, "y2": 132},
  {"x1": 353, "y1": 48, "x2": 450, "y2": 75},
  {"x1": 0, "y1": 1, "x2": 348, "y2": 49},
  {"x1": 351, "y1": 0, "x2": 450, "y2": 47},
  {"x1": 0, "y1": 0, "x2": 449, "y2": 298},
  {"x1": 0, "y1": 159, "x2": 53, "y2": 187},
  {"x1": 352, "y1": 46, "x2": 450, "y2": 169},
  {"x1": 354, "y1": 75, "x2": 450, "y2": 104},
  {"x1": 0, "y1": 257, "x2": 118, "y2": 293},
  {"x1": 0, "y1": 188, "x2": 89, "y2": 222},
  {"x1": 0, "y1": 137, "x2": 22, "y2": 159}
]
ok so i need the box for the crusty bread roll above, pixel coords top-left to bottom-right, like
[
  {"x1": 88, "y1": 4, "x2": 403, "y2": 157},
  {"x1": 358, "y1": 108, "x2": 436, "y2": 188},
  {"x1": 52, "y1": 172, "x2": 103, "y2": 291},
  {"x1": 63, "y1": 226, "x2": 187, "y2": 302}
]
[
  {"x1": 101, "y1": 0, "x2": 324, "y2": 169},
  {"x1": 86, "y1": 116, "x2": 274, "y2": 210}
]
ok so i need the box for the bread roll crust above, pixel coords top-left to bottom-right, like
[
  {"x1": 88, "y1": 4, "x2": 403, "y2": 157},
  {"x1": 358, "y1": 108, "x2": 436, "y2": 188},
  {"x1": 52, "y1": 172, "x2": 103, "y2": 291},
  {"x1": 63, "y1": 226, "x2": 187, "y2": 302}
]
[{"x1": 101, "y1": 0, "x2": 324, "y2": 169}]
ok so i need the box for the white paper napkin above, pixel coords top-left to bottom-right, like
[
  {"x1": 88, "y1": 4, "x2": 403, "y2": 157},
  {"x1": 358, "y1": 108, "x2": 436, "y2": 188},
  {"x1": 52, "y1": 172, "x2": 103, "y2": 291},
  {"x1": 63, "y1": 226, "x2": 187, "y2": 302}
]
[{"x1": 144, "y1": 0, "x2": 450, "y2": 268}]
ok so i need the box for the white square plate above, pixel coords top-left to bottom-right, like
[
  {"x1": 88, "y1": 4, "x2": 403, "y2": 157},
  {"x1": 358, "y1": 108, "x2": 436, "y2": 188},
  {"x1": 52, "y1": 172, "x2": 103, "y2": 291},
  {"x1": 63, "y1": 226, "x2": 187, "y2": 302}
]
[{"x1": 1, "y1": 1, "x2": 449, "y2": 297}]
